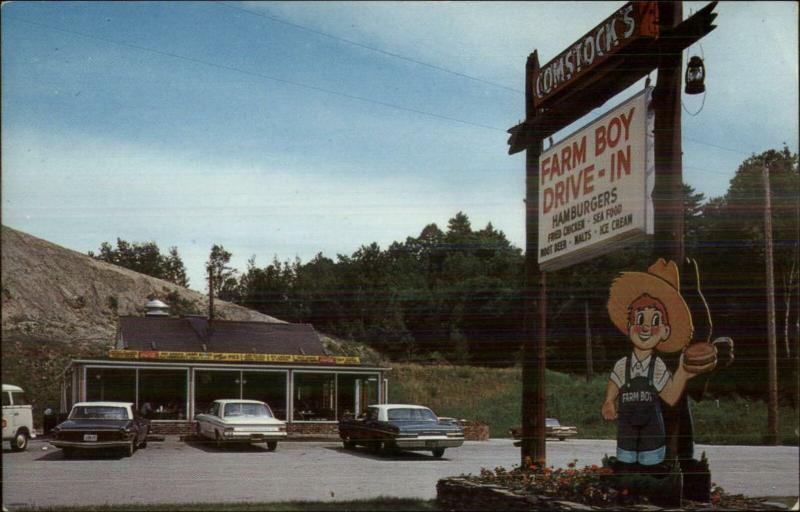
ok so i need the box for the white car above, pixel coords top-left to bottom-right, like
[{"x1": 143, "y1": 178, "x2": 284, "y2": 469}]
[
  {"x1": 195, "y1": 399, "x2": 287, "y2": 450},
  {"x1": 3, "y1": 384, "x2": 36, "y2": 451}
]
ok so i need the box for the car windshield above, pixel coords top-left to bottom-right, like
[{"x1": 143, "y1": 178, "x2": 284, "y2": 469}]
[
  {"x1": 387, "y1": 408, "x2": 437, "y2": 421},
  {"x1": 546, "y1": 418, "x2": 560, "y2": 427},
  {"x1": 223, "y1": 403, "x2": 272, "y2": 418},
  {"x1": 69, "y1": 406, "x2": 129, "y2": 420}
]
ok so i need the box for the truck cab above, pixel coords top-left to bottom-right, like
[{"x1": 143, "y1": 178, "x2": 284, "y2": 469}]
[{"x1": 3, "y1": 384, "x2": 36, "y2": 451}]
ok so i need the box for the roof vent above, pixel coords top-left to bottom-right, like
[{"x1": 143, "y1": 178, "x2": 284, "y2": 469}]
[{"x1": 145, "y1": 299, "x2": 170, "y2": 317}]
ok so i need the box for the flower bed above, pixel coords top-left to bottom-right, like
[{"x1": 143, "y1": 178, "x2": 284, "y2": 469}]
[{"x1": 436, "y1": 459, "x2": 789, "y2": 511}]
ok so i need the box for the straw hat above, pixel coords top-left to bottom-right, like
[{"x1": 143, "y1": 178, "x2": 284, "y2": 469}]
[{"x1": 607, "y1": 259, "x2": 694, "y2": 353}]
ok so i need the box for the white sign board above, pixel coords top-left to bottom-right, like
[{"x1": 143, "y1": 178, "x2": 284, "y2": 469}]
[{"x1": 538, "y1": 87, "x2": 654, "y2": 271}]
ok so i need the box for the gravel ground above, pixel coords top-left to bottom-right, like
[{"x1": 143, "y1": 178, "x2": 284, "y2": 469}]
[{"x1": 2, "y1": 438, "x2": 797, "y2": 509}]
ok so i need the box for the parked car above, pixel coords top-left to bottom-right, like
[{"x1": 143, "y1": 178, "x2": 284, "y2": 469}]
[
  {"x1": 509, "y1": 418, "x2": 579, "y2": 445},
  {"x1": 338, "y1": 404, "x2": 464, "y2": 458},
  {"x1": 50, "y1": 402, "x2": 150, "y2": 458},
  {"x1": 3, "y1": 384, "x2": 36, "y2": 451},
  {"x1": 546, "y1": 417, "x2": 578, "y2": 440},
  {"x1": 195, "y1": 399, "x2": 286, "y2": 450}
]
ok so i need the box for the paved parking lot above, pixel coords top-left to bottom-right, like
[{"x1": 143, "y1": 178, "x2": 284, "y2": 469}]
[{"x1": 3, "y1": 438, "x2": 798, "y2": 509}]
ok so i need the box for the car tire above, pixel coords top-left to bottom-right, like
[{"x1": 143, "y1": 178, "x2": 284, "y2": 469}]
[
  {"x1": 266, "y1": 441, "x2": 278, "y2": 451},
  {"x1": 432, "y1": 447, "x2": 445, "y2": 458},
  {"x1": 215, "y1": 431, "x2": 224, "y2": 450},
  {"x1": 381, "y1": 441, "x2": 396, "y2": 456},
  {"x1": 62, "y1": 447, "x2": 75, "y2": 459},
  {"x1": 11, "y1": 430, "x2": 28, "y2": 452},
  {"x1": 558, "y1": 437, "x2": 565, "y2": 441},
  {"x1": 343, "y1": 438, "x2": 356, "y2": 450},
  {"x1": 123, "y1": 441, "x2": 135, "y2": 457}
]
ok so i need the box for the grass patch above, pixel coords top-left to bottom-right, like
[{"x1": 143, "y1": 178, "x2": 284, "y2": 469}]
[
  {"x1": 387, "y1": 363, "x2": 799, "y2": 445},
  {"x1": 7, "y1": 498, "x2": 438, "y2": 512},
  {"x1": 691, "y1": 395, "x2": 798, "y2": 445}
]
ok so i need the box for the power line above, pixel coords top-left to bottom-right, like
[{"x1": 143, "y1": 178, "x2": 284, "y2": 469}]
[
  {"x1": 212, "y1": 1, "x2": 524, "y2": 95},
  {"x1": 4, "y1": 17, "x2": 774, "y2": 157},
  {"x1": 5, "y1": 15, "x2": 507, "y2": 133},
  {"x1": 684, "y1": 137, "x2": 752, "y2": 156}
]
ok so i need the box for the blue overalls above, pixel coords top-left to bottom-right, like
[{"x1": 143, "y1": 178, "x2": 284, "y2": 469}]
[{"x1": 616, "y1": 354, "x2": 666, "y2": 465}]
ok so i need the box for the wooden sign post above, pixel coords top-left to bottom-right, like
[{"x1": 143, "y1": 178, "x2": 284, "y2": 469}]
[{"x1": 509, "y1": 1, "x2": 718, "y2": 466}]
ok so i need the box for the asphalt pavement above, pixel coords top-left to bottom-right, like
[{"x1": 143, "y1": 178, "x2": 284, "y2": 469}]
[{"x1": 2, "y1": 438, "x2": 798, "y2": 509}]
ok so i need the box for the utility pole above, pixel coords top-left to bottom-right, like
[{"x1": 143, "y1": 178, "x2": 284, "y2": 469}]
[
  {"x1": 208, "y1": 266, "x2": 215, "y2": 322},
  {"x1": 762, "y1": 163, "x2": 779, "y2": 445},
  {"x1": 521, "y1": 51, "x2": 547, "y2": 467},
  {"x1": 585, "y1": 301, "x2": 593, "y2": 382}
]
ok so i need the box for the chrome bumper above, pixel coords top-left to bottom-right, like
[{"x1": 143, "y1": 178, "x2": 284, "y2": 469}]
[
  {"x1": 223, "y1": 431, "x2": 287, "y2": 442},
  {"x1": 394, "y1": 436, "x2": 464, "y2": 450},
  {"x1": 51, "y1": 440, "x2": 131, "y2": 449}
]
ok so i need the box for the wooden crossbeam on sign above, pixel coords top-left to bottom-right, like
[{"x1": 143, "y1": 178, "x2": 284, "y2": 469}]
[{"x1": 508, "y1": 1, "x2": 717, "y2": 154}]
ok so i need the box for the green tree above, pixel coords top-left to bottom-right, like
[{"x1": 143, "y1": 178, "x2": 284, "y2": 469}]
[
  {"x1": 207, "y1": 244, "x2": 238, "y2": 301},
  {"x1": 89, "y1": 239, "x2": 189, "y2": 287}
]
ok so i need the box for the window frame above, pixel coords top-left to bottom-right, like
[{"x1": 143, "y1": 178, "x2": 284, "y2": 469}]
[{"x1": 83, "y1": 365, "x2": 190, "y2": 422}]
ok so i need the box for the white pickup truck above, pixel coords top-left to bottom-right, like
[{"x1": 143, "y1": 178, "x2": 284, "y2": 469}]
[{"x1": 3, "y1": 384, "x2": 36, "y2": 451}]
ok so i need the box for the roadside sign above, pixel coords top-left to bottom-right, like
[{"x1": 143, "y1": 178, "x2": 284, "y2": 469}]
[{"x1": 537, "y1": 88, "x2": 654, "y2": 271}]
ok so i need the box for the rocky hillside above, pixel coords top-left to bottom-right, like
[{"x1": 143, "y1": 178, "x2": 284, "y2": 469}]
[
  {"x1": 1, "y1": 226, "x2": 380, "y2": 363},
  {"x1": 1, "y1": 225, "x2": 279, "y2": 344}
]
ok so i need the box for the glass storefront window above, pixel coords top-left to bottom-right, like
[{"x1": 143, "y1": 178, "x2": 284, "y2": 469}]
[
  {"x1": 336, "y1": 374, "x2": 379, "y2": 420},
  {"x1": 86, "y1": 368, "x2": 136, "y2": 403},
  {"x1": 194, "y1": 370, "x2": 240, "y2": 415},
  {"x1": 138, "y1": 369, "x2": 187, "y2": 420},
  {"x1": 293, "y1": 373, "x2": 335, "y2": 421},
  {"x1": 242, "y1": 372, "x2": 287, "y2": 421}
]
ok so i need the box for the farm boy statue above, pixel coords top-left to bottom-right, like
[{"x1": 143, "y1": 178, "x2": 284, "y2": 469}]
[{"x1": 602, "y1": 259, "x2": 718, "y2": 469}]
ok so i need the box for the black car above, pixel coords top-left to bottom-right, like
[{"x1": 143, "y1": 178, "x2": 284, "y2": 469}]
[
  {"x1": 339, "y1": 404, "x2": 464, "y2": 458},
  {"x1": 51, "y1": 402, "x2": 149, "y2": 458}
]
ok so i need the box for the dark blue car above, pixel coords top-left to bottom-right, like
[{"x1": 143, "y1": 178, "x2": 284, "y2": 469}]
[
  {"x1": 339, "y1": 404, "x2": 464, "y2": 458},
  {"x1": 51, "y1": 402, "x2": 150, "y2": 458}
]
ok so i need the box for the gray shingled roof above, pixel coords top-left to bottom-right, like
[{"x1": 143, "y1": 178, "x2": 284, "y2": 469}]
[{"x1": 118, "y1": 317, "x2": 325, "y2": 356}]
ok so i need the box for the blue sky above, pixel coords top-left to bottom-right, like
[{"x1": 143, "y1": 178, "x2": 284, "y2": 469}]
[{"x1": 2, "y1": 1, "x2": 797, "y2": 291}]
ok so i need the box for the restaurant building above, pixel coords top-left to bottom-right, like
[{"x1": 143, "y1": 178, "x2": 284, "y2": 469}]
[{"x1": 61, "y1": 300, "x2": 389, "y2": 435}]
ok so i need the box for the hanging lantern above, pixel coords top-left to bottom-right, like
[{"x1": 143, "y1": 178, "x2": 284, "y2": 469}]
[{"x1": 685, "y1": 56, "x2": 706, "y2": 95}]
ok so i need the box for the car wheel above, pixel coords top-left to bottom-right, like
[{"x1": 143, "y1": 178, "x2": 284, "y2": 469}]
[
  {"x1": 266, "y1": 441, "x2": 278, "y2": 451},
  {"x1": 432, "y1": 447, "x2": 445, "y2": 458},
  {"x1": 123, "y1": 441, "x2": 135, "y2": 457},
  {"x1": 62, "y1": 447, "x2": 75, "y2": 459},
  {"x1": 343, "y1": 438, "x2": 356, "y2": 450},
  {"x1": 381, "y1": 441, "x2": 396, "y2": 456},
  {"x1": 215, "y1": 431, "x2": 224, "y2": 450},
  {"x1": 11, "y1": 430, "x2": 28, "y2": 452},
  {"x1": 559, "y1": 437, "x2": 566, "y2": 441}
]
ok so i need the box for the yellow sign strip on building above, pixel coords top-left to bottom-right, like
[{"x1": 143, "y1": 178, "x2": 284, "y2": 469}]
[{"x1": 108, "y1": 349, "x2": 359, "y2": 365}]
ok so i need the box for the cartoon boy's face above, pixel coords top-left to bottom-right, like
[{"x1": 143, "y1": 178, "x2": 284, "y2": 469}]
[{"x1": 627, "y1": 307, "x2": 671, "y2": 350}]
